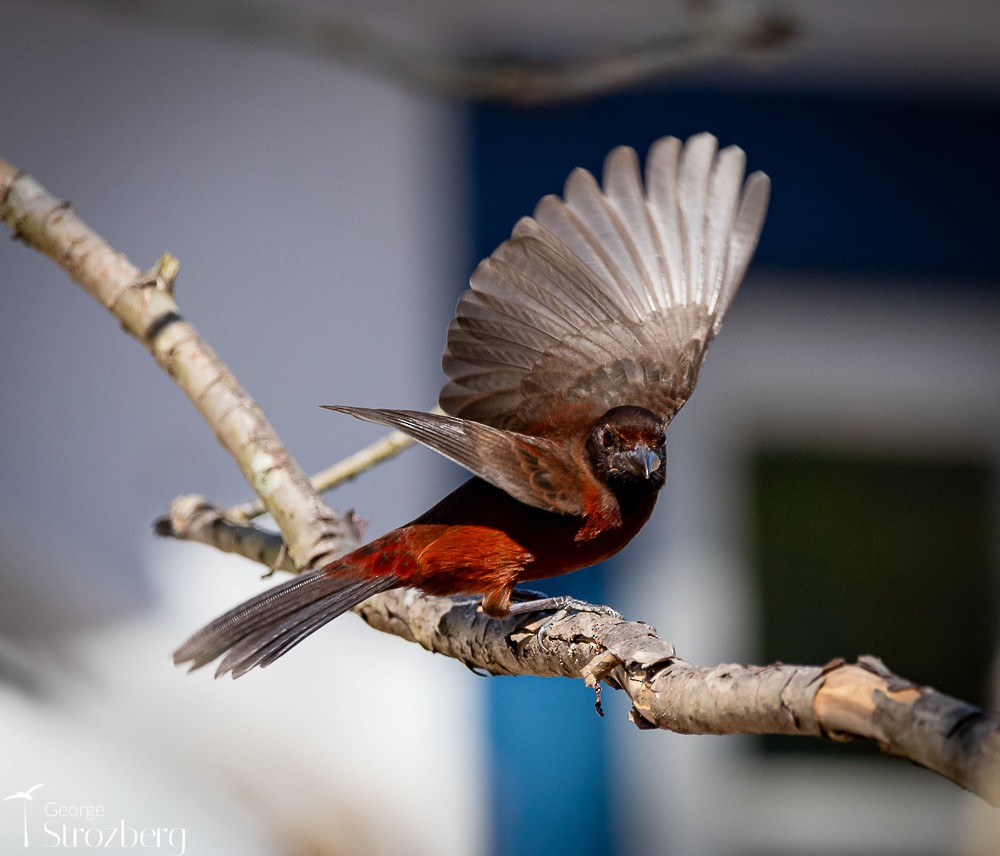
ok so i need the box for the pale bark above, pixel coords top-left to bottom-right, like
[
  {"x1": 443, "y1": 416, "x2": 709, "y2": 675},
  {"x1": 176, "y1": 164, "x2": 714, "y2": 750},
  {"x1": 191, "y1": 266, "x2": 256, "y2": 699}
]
[{"x1": 0, "y1": 159, "x2": 360, "y2": 571}]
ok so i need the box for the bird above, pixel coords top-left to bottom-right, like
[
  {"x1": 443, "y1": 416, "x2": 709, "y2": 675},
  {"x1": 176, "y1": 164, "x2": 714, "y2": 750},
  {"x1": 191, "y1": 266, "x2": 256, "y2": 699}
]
[{"x1": 173, "y1": 132, "x2": 770, "y2": 678}]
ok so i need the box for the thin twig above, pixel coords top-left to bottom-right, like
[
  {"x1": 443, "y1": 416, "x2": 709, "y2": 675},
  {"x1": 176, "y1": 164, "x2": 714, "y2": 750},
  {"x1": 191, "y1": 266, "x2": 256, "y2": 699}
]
[{"x1": 228, "y1": 408, "x2": 445, "y2": 522}]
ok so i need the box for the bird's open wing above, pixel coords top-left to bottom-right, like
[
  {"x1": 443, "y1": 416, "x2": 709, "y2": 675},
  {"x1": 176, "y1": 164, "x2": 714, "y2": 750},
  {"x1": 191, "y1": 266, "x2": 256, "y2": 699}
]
[
  {"x1": 325, "y1": 406, "x2": 588, "y2": 514},
  {"x1": 440, "y1": 133, "x2": 770, "y2": 433}
]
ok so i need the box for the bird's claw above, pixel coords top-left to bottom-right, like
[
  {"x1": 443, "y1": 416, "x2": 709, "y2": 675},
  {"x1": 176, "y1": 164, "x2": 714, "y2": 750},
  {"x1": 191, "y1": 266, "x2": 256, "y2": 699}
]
[{"x1": 505, "y1": 592, "x2": 623, "y2": 621}]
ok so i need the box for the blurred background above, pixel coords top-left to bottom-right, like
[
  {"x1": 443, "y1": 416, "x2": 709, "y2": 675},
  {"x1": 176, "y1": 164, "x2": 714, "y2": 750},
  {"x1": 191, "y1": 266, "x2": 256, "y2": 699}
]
[{"x1": 2, "y1": 1, "x2": 998, "y2": 854}]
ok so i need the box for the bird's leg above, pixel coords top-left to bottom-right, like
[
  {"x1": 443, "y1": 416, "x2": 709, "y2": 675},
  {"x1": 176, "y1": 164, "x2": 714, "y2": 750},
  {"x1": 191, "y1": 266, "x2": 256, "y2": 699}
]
[
  {"x1": 504, "y1": 589, "x2": 623, "y2": 620},
  {"x1": 505, "y1": 591, "x2": 623, "y2": 641}
]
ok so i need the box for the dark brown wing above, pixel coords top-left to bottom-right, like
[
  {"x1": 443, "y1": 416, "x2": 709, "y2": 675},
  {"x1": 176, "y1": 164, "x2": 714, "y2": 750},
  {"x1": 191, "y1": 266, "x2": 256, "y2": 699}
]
[
  {"x1": 325, "y1": 406, "x2": 588, "y2": 514},
  {"x1": 440, "y1": 132, "x2": 770, "y2": 433}
]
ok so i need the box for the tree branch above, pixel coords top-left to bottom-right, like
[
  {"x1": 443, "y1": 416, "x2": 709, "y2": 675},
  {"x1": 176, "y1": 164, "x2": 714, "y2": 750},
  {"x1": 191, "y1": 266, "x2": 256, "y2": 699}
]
[
  {"x1": 31, "y1": 0, "x2": 797, "y2": 105},
  {"x1": 227, "y1": 407, "x2": 444, "y2": 523},
  {"x1": 0, "y1": 158, "x2": 360, "y2": 571},
  {"x1": 154, "y1": 495, "x2": 297, "y2": 574},
  {"x1": 3, "y1": 157, "x2": 998, "y2": 807},
  {"x1": 355, "y1": 590, "x2": 1000, "y2": 806}
]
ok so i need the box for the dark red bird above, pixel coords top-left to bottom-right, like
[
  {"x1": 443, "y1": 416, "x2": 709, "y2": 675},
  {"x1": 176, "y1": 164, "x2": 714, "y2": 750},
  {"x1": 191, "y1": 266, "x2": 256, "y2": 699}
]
[{"x1": 174, "y1": 132, "x2": 770, "y2": 677}]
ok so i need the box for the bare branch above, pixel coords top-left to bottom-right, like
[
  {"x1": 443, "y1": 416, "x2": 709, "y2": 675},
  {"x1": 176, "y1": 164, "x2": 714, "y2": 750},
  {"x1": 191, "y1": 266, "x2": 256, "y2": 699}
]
[
  {"x1": 0, "y1": 158, "x2": 360, "y2": 570},
  {"x1": 355, "y1": 591, "x2": 1000, "y2": 805},
  {"x1": 228, "y1": 408, "x2": 445, "y2": 523},
  {"x1": 154, "y1": 495, "x2": 296, "y2": 574},
  {"x1": 4, "y1": 156, "x2": 998, "y2": 807},
  {"x1": 31, "y1": 0, "x2": 797, "y2": 105}
]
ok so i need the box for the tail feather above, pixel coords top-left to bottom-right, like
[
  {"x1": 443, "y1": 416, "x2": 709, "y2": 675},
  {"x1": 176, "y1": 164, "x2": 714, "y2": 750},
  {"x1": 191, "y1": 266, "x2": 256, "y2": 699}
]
[
  {"x1": 173, "y1": 569, "x2": 399, "y2": 677},
  {"x1": 218, "y1": 579, "x2": 396, "y2": 678}
]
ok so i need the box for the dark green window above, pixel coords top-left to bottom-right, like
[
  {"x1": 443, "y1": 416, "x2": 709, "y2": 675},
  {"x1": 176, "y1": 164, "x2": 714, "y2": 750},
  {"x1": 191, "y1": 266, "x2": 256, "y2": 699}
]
[{"x1": 751, "y1": 448, "x2": 995, "y2": 755}]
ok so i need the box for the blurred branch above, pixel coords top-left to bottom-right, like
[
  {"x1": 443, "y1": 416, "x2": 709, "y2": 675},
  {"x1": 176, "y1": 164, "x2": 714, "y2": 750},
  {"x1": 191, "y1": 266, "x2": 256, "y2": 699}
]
[
  {"x1": 3, "y1": 157, "x2": 998, "y2": 807},
  {"x1": 32, "y1": 0, "x2": 796, "y2": 105}
]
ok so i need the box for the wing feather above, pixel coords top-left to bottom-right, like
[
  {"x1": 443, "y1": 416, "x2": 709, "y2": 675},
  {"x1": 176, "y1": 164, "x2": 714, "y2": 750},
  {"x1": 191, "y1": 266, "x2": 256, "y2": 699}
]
[
  {"x1": 646, "y1": 135, "x2": 684, "y2": 307},
  {"x1": 560, "y1": 167, "x2": 654, "y2": 319},
  {"x1": 603, "y1": 145, "x2": 663, "y2": 309},
  {"x1": 325, "y1": 406, "x2": 588, "y2": 515},
  {"x1": 676, "y1": 132, "x2": 715, "y2": 307},
  {"x1": 441, "y1": 132, "x2": 770, "y2": 432}
]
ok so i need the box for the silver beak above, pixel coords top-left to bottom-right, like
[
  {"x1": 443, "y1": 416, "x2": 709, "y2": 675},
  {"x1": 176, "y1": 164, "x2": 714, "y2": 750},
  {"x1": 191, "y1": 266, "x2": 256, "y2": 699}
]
[{"x1": 623, "y1": 443, "x2": 661, "y2": 479}]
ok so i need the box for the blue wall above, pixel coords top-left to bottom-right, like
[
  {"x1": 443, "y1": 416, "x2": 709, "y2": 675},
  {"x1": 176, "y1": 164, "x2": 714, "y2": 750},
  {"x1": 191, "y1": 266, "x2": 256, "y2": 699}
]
[{"x1": 472, "y1": 88, "x2": 1000, "y2": 284}]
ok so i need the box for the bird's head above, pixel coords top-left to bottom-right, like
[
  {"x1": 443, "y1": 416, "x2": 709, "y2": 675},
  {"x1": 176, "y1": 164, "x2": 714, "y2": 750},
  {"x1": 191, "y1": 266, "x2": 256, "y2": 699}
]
[{"x1": 586, "y1": 406, "x2": 666, "y2": 493}]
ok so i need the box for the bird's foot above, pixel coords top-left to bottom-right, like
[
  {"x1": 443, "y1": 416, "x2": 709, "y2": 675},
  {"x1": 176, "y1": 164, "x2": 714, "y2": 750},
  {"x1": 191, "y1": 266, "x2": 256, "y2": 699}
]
[{"x1": 505, "y1": 590, "x2": 623, "y2": 620}]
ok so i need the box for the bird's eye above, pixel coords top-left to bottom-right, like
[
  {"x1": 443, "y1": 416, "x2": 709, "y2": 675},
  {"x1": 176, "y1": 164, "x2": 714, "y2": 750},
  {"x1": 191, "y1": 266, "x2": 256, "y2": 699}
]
[
  {"x1": 600, "y1": 427, "x2": 614, "y2": 448},
  {"x1": 654, "y1": 433, "x2": 666, "y2": 448}
]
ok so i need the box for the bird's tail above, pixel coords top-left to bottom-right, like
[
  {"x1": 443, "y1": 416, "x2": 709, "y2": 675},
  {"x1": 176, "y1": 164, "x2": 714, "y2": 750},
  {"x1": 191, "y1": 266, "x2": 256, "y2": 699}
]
[{"x1": 173, "y1": 566, "x2": 400, "y2": 678}]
